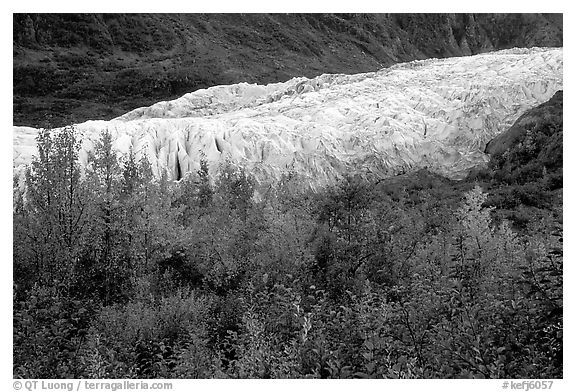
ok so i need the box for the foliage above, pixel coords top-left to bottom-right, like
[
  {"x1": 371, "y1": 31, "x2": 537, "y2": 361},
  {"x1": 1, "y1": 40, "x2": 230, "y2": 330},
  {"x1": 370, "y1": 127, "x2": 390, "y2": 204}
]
[
  {"x1": 13, "y1": 285, "x2": 94, "y2": 378},
  {"x1": 13, "y1": 128, "x2": 562, "y2": 378}
]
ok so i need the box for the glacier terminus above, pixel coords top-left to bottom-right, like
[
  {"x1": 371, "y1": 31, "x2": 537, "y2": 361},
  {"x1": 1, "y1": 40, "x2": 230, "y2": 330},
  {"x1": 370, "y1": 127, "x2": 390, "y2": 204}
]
[{"x1": 13, "y1": 47, "x2": 563, "y2": 187}]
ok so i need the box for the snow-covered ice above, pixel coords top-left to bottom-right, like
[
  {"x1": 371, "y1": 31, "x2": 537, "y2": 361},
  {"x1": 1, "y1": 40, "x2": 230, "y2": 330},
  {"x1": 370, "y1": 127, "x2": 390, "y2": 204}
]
[{"x1": 13, "y1": 47, "x2": 563, "y2": 186}]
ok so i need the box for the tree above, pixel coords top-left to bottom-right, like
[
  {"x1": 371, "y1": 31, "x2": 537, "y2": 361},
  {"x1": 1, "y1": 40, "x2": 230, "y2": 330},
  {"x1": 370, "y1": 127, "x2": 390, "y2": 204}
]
[
  {"x1": 456, "y1": 186, "x2": 494, "y2": 251},
  {"x1": 450, "y1": 185, "x2": 497, "y2": 288},
  {"x1": 214, "y1": 161, "x2": 255, "y2": 222},
  {"x1": 172, "y1": 154, "x2": 213, "y2": 226},
  {"x1": 197, "y1": 153, "x2": 213, "y2": 209},
  {"x1": 121, "y1": 146, "x2": 140, "y2": 197},
  {"x1": 77, "y1": 130, "x2": 132, "y2": 304},
  {"x1": 21, "y1": 126, "x2": 87, "y2": 287}
]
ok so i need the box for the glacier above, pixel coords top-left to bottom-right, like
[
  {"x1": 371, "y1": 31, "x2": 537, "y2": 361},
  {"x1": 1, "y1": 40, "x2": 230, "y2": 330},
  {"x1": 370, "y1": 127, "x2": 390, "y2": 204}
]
[{"x1": 13, "y1": 47, "x2": 563, "y2": 188}]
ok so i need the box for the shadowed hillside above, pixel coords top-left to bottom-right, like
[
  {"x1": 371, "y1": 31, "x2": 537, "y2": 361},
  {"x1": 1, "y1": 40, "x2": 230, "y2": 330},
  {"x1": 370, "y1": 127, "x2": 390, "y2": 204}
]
[{"x1": 13, "y1": 13, "x2": 562, "y2": 127}]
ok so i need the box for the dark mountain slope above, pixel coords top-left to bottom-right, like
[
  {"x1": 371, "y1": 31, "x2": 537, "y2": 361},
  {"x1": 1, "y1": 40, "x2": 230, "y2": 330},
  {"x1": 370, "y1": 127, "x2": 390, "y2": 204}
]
[
  {"x1": 13, "y1": 13, "x2": 562, "y2": 127},
  {"x1": 484, "y1": 90, "x2": 563, "y2": 186},
  {"x1": 464, "y1": 90, "x2": 563, "y2": 229}
]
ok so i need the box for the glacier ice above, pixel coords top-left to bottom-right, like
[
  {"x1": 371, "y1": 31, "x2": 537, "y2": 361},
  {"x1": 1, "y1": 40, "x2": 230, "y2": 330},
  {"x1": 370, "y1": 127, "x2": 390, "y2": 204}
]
[{"x1": 13, "y1": 47, "x2": 563, "y2": 187}]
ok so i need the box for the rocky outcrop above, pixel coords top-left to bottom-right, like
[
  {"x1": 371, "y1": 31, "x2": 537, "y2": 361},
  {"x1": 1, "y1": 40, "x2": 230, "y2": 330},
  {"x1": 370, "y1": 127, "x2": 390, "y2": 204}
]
[
  {"x1": 13, "y1": 13, "x2": 562, "y2": 127},
  {"x1": 13, "y1": 48, "x2": 563, "y2": 188}
]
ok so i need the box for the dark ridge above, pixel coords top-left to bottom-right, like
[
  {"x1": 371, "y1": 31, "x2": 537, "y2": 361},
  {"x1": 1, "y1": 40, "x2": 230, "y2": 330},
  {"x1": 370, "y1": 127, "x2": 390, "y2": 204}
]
[
  {"x1": 485, "y1": 90, "x2": 563, "y2": 157},
  {"x1": 484, "y1": 90, "x2": 563, "y2": 187},
  {"x1": 464, "y1": 91, "x2": 563, "y2": 229}
]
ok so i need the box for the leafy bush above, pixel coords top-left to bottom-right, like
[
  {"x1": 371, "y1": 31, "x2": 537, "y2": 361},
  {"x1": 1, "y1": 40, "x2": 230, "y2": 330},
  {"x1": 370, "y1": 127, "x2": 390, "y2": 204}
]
[
  {"x1": 14, "y1": 285, "x2": 94, "y2": 378},
  {"x1": 81, "y1": 289, "x2": 214, "y2": 378}
]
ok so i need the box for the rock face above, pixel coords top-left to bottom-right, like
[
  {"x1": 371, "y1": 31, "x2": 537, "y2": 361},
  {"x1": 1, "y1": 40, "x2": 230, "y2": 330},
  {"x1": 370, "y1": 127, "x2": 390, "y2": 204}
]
[
  {"x1": 13, "y1": 13, "x2": 562, "y2": 127},
  {"x1": 13, "y1": 48, "x2": 563, "y2": 188}
]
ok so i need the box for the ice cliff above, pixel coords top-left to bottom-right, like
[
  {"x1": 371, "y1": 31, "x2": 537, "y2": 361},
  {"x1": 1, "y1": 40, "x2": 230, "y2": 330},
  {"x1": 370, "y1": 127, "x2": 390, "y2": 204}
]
[{"x1": 13, "y1": 47, "x2": 563, "y2": 187}]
